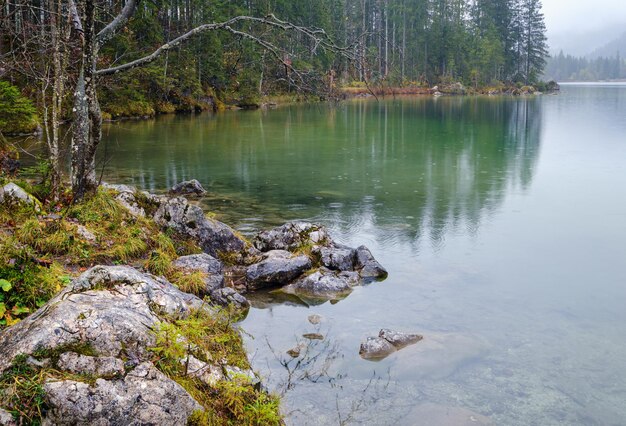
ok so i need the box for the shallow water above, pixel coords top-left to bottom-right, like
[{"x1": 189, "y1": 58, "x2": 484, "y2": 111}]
[{"x1": 97, "y1": 85, "x2": 626, "y2": 425}]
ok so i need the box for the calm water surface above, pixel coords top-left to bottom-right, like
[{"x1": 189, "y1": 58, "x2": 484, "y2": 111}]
[{"x1": 100, "y1": 84, "x2": 626, "y2": 425}]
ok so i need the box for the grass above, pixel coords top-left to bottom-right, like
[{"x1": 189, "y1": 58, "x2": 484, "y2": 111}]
[{"x1": 149, "y1": 308, "x2": 282, "y2": 425}]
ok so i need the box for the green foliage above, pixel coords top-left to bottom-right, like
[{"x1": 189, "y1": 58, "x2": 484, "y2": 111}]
[
  {"x1": 0, "y1": 81, "x2": 38, "y2": 134},
  {"x1": 150, "y1": 308, "x2": 281, "y2": 425}
]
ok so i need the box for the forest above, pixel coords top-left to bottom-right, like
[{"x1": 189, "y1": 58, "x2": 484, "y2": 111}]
[
  {"x1": 544, "y1": 51, "x2": 626, "y2": 81},
  {"x1": 1, "y1": 0, "x2": 548, "y2": 122}
]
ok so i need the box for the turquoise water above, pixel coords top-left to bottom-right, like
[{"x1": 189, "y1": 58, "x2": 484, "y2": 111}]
[{"x1": 98, "y1": 84, "x2": 626, "y2": 425}]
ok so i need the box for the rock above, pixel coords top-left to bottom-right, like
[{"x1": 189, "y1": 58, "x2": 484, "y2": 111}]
[
  {"x1": 245, "y1": 250, "x2": 312, "y2": 290},
  {"x1": 359, "y1": 337, "x2": 397, "y2": 360},
  {"x1": 546, "y1": 80, "x2": 560, "y2": 92},
  {"x1": 74, "y1": 224, "x2": 96, "y2": 243},
  {"x1": 0, "y1": 186, "x2": 4, "y2": 204},
  {"x1": 286, "y1": 346, "x2": 302, "y2": 358},
  {"x1": 2, "y1": 183, "x2": 41, "y2": 211},
  {"x1": 281, "y1": 267, "x2": 357, "y2": 300},
  {"x1": 0, "y1": 265, "x2": 204, "y2": 374},
  {"x1": 102, "y1": 183, "x2": 136, "y2": 194},
  {"x1": 379, "y1": 329, "x2": 423, "y2": 349},
  {"x1": 173, "y1": 253, "x2": 224, "y2": 293},
  {"x1": 308, "y1": 314, "x2": 322, "y2": 325},
  {"x1": 170, "y1": 179, "x2": 207, "y2": 196},
  {"x1": 154, "y1": 197, "x2": 247, "y2": 258},
  {"x1": 313, "y1": 245, "x2": 356, "y2": 271},
  {"x1": 115, "y1": 191, "x2": 145, "y2": 218},
  {"x1": 42, "y1": 362, "x2": 201, "y2": 426},
  {"x1": 57, "y1": 352, "x2": 125, "y2": 378},
  {"x1": 302, "y1": 333, "x2": 324, "y2": 340},
  {"x1": 440, "y1": 82, "x2": 466, "y2": 95},
  {"x1": 210, "y1": 287, "x2": 250, "y2": 311},
  {"x1": 0, "y1": 408, "x2": 16, "y2": 426},
  {"x1": 224, "y1": 366, "x2": 260, "y2": 386},
  {"x1": 355, "y1": 246, "x2": 387, "y2": 280},
  {"x1": 253, "y1": 221, "x2": 330, "y2": 252},
  {"x1": 183, "y1": 355, "x2": 223, "y2": 386}
]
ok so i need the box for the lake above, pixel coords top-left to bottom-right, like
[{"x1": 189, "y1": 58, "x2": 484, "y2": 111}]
[{"x1": 98, "y1": 84, "x2": 626, "y2": 425}]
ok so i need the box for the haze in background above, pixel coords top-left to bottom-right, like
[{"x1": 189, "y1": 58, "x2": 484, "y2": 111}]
[{"x1": 543, "y1": 0, "x2": 626, "y2": 55}]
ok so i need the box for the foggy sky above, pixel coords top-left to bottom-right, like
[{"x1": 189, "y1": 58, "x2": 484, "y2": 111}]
[{"x1": 543, "y1": 0, "x2": 626, "y2": 54}]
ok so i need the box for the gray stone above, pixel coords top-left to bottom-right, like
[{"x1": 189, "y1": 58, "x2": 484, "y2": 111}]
[
  {"x1": 173, "y1": 253, "x2": 224, "y2": 293},
  {"x1": 281, "y1": 267, "x2": 357, "y2": 299},
  {"x1": 42, "y1": 362, "x2": 201, "y2": 426},
  {"x1": 359, "y1": 337, "x2": 397, "y2": 360},
  {"x1": 74, "y1": 224, "x2": 97, "y2": 243},
  {"x1": 224, "y1": 366, "x2": 260, "y2": 386},
  {"x1": 0, "y1": 265, "x2": 204, "y2": 375},
  {"x1": 210, "y1": 287, "x2": 250, "y2": 310},
  {"x1": 115, "y1": 191, "x2": 146, "y2": 218},
  {"x1": 245, "y1": 250, "x2": 312, "y2": 290},
  {"x1": 253, "y1": 221, "x2": 331, "y2": 252},
  {"x1": 173, "y1": 253, "x2": 223, "y2": 275},
  {"x1": 302, "y1": 333, "x2": 324, "y2": 340},
  {"x1": 102, "y1": 183, "x2": 136, "y2": 194},
  {"x1": 183, "y1": 355, "x2": 223, "y2": 386},
  {"x1": 355, "y1": 245, "x2": 387, "y2": 279},
  {"x1": 57, "y1": 352, "x2": 125, "y2": 377},
  {"x1": 379, "y1": 329, "x2": 423, "y2": 349},
  {"x1": 170, "y1": 179, "x2": 207, "y2": 196},
  {"x1": 314, "y1": 245, "x2": 356, "y2": 271},
  {"x1": 2, "y1": 183, "x2": 41, "y2": 211},
  {"x1": 154, "y1": 197, "x2": 246, "y2": 258},
  {"x1": 0, "y1": 408, "x2": 16, "y2": 426},
  {"x1": 0, "y1": 186, "x2": 4, "y2": 204},
  {"x1": 308, "y1": 314, "x2": 322, "y2": 325}
]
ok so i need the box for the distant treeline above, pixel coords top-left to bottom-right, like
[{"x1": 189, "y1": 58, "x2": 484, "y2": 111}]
[
  {"x1": 544, "y1": 51, "x2": 626, "y2": 82},
  {"x1": 1, "y1": 0, "x2": 549, "y2": 119}
]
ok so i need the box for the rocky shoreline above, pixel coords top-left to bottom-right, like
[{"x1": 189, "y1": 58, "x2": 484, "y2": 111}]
[{"x1": 0, "y1": 179, "x2": 389, "y2": 425}]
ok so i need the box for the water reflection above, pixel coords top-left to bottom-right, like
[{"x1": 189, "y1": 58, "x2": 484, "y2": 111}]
[{"x1": 100, "y1": 96, "x2": 542, "y2": 252}]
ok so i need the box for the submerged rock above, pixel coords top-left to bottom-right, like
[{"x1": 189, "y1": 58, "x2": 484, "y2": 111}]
[
  {"x1": 359, "y1": 337, "x2": 397, "y2": 360},
  {"x1": 359, "y1": 329, "x2": 423, "y2": 360},
  {"x1": 379, "y1": 329, "x2": 423, "y2": 349},
  {"x1": 308, "y1": 314, "x2": 322, "y2": 325},
  {"x1": 170, "y1": 179, "x2": 207, "y2": 196},
  {"x1": 302, "y1": 333, "x2": 324, "y2": 340},
  {"x1": 246, "y1": 250, "x2": 312, "y2": 291}
]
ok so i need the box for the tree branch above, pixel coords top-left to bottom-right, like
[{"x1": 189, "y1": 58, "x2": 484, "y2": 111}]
[
  {"x1": 96, "y1": 14, "x2": 355, "y2": 77},
  {"x1": 96, "y1": 0, "x2": 139, "y2": 46}
]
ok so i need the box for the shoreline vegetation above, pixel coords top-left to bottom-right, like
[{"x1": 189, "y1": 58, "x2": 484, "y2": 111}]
[
  {"x1": 0, "y1": 80, "x2": 560, "y2": 135},
  {"x1": 0, "y1": 177, "x2": 387, "y2": 425}
]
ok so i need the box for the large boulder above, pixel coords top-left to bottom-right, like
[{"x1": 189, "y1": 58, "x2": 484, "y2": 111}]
[
  {"x1": 169, "y1": 179, "x2": 207, "y2": 196},
  {"x1": 253, "y1": 221, "x2": 330, "y2": 252},
  {"x1": 246, "y1": 250, "x2": 312, "y2": 291},
  {"x1": 43, "y1": 362, "x2": 201, "y2": 426},
  {"x1": 154, "y1": 197, "x2": 247, "y2": 258},
  {"x1": 173, "y1": 253, "x2": 224, "y2": 293},
  {"x1": 1, "y1": 183, "x2": 41, "y2": 211},
  {"x1": 281, "y1": 267, "x2": 358, "y2": 300},
  {"x1": 0, "y1": 266, "x2": 203, "y2": 373}
]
